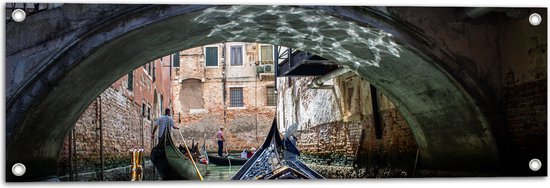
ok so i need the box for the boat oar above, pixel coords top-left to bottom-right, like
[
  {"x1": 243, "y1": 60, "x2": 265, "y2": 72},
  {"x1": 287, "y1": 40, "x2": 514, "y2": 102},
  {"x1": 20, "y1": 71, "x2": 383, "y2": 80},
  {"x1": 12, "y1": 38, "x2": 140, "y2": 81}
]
[
  {"x1": 177, "y1": 129, "x2": 204, "y2": 181},
  {"x1": 202, "y1": 134, "x2": 209, "y2": 163},
  {"x1": 224, "y1": 140, "x2": 231, "y2": 168}
]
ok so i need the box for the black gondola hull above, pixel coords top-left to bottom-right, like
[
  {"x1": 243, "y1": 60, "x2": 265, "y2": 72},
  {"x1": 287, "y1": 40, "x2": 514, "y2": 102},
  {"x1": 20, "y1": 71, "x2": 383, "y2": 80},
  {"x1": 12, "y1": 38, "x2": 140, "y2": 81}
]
[
  {"x1": 207, "y1": 154, "x2": 248, "y2": 166},
  {"x1": 231, "y1": 119, "x2": 324, "y2": 180},
  {"x1": 150, "y1": 127, "x2": 207, "y2": 180}
]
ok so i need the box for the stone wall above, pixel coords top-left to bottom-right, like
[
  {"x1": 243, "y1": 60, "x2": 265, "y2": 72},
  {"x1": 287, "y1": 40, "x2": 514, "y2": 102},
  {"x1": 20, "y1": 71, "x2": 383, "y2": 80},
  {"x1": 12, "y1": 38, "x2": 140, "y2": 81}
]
[
  {"x1": 58, "y1": 161, "x2": 158, "y2": 181},
  {"x1": 392, "y1": 8, "x2": 547, "y2": 174},
  {"x1": 173, "y1": 108, "x2": 275, "y2": 152},
  {"x1": 57, "y1": 87, "x2": 154, "y2": 179},
  {"x1": 57, "y1": 55, "x2": 172, "y2": 180},
  {"x1": 171, "y1": 43, "x2": 277, "y2": 152},
  {"x1": 503, "y1": 80, "x2": 546, "y2": 165},
  {"x1": 497, "y1": 9, "x2": 547, "y2": 174},
  {"x1": 277, "y1": 73, "x2": 419, "y2": 178}
]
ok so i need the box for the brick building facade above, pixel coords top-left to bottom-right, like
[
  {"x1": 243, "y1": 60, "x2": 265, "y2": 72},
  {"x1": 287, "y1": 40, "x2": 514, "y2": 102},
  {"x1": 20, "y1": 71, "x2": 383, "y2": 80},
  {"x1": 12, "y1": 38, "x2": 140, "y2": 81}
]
[
  {"x1": 172, "y1": 42, "x2": 277, "y2": 152},
  {"x1": 57, "y1": 56, "x2": 174, "y2": 180}
]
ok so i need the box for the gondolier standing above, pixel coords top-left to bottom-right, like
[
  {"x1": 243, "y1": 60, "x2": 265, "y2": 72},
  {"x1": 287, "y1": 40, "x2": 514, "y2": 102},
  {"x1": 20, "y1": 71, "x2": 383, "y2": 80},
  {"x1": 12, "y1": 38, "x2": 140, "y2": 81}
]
[
  {"x1": 152, "y1": 108, "x2": 179, "y2": 142},
  {"x1": 216, "y1": 126, "x2": 225, "y2": 157}
]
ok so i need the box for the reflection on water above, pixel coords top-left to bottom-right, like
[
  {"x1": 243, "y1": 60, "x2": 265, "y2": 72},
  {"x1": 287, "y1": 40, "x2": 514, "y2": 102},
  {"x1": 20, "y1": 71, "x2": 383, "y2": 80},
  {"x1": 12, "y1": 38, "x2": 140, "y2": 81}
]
[
  {"x1": 193, "y1": 6, "x2": 403, "y2": 69},
  {"x1": 203, "y1": 164, "x2": 243, "y2": 181}
]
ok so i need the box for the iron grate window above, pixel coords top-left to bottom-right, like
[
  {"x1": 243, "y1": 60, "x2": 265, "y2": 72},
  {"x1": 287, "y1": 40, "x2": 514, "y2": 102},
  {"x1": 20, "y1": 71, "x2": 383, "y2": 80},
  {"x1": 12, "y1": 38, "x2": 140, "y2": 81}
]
[
  {"x1": 230, "y1": 87, "x2": 244, "y2": 107},
  {"x1": 267, "y1": 86, "x2": 276, "y2": 106},
  {"x1": 205, "y1": 47, "x2": 218, "y2": 66}
]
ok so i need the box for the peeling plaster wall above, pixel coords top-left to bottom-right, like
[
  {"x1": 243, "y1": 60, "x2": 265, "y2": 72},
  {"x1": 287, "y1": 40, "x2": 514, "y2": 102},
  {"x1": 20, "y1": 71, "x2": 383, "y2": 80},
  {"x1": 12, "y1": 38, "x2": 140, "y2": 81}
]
[{"x1": 277, "y1": 74, "x2": 418, "y2": 178}]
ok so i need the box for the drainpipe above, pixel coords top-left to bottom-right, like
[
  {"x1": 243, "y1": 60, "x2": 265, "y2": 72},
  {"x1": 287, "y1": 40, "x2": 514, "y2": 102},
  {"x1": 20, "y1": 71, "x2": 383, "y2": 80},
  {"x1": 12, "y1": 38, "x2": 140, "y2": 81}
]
[
  {"x1": 255, "y1": 71, "x2": 258, "y2": 143},
  {"x1": 73, "y1": 127, "x2": 78, "y2": 180},
  {"x1": 310, "y1": 67, "x2": 350, "y2": 87},
  {"x1": 97, "y1": 96, "x2": 104, "y2": 181},
  {"x1": 151, "y1": 120, "x2": 156, "y2": 178},
  {"x1": 68, "y1": 128, "x2": 73, "y2": 181},
  {"x1": 140, "y1": 116, "x2": 144, "y2": 179},
  {"x1": 222, "y1": 42, "x2": 227, "y2": 124},
  {"x1": 274, "y1": 45, "x2": 279, "y2": 93}
]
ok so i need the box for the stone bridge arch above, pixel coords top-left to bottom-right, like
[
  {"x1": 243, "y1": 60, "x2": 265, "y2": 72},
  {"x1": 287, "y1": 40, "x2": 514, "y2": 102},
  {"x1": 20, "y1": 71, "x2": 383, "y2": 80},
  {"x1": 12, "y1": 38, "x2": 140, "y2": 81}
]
[{"x1": 6, "y1": 5, "x2": 499, "y2": 181}]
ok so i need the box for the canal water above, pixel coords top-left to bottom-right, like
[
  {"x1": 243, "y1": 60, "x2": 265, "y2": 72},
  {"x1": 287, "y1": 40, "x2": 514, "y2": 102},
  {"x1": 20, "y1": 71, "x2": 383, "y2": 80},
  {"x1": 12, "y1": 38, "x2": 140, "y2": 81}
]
[{"x1": 203, "y1": 164, "x2": 243, "y2": 181}]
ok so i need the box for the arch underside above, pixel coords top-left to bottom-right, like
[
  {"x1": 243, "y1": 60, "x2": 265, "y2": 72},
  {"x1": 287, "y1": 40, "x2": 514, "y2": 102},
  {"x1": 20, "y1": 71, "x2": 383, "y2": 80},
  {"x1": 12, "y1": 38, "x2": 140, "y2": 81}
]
[{"x1": 5, "y1": 5, "x2": 498, "y2": 181}]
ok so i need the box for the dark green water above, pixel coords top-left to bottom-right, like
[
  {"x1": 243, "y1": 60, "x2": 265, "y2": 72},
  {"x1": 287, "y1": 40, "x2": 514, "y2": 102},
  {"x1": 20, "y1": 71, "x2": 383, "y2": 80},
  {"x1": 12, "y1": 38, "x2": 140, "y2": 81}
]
[{"x1": 203, "y1": 164, "x2": 242, "y2": 181}]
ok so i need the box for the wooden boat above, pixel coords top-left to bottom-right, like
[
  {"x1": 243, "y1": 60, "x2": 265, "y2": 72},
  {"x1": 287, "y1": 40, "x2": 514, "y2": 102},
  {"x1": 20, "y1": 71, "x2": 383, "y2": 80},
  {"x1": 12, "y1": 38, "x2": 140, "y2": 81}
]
[
  {"x1": 151, "y1": 127, "x2": 207, "y2": 180},
  {"x1": 207, "y1": 154, "x2": 248, "y2": 166},
  {"x1": 231, "y1": 120, "x2": 324, "y2": 180}
]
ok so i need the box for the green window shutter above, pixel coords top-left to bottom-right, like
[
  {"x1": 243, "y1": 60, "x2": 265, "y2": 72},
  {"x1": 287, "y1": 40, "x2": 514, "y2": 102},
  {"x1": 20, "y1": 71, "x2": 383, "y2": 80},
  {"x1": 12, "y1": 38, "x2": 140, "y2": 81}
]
[
  {"x1": 127, "y1": 71, "x2": 133, "y2": 91},
  {"x1": 205, "y1": 47, "x2": 218, "y2": 66},
  {"x1": 172, "y1": 52, "x2": 180, "y2": 67}
]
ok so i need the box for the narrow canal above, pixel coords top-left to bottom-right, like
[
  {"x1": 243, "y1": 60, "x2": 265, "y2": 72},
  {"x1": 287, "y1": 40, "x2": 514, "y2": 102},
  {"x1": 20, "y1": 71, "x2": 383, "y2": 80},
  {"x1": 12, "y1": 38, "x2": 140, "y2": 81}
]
[{"x1": 203, "y1": 165, "x2": 242, "y2": 181}]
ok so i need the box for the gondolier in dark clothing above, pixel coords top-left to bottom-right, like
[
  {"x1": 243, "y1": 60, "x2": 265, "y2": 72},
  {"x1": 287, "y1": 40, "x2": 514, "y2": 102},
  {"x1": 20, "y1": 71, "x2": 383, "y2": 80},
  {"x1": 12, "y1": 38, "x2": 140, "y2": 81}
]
[
  {"x1": 151, "y1": 108, "x2": 179, "y2": 142},
  {"x1": 216, "y1": 126, "x2": 225, "y2": 157}
]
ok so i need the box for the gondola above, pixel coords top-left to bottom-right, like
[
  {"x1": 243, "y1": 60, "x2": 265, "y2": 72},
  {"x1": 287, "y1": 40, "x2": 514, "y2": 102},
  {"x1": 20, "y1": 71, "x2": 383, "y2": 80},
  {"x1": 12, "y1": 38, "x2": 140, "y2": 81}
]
[
  {"x1": 231, "y1": 120, "x2": 324, "y2": 180},
  {"x1": 151, "y1": 127, "x2": 207, "y2": 180},
  {"x1": 207, "y1": 154, "x2": 248, "y2": 166}
]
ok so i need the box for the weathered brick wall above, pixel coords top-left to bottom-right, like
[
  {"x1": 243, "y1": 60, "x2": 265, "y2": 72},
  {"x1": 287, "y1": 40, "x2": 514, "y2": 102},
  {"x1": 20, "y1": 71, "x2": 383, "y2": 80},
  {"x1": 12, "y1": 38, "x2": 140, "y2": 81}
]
[
  {"x1": 297, "y1": 109, "x2": 417, "y2": 167},
  {"x1": 173, "y1": 108, "x2": 275, "y2": 152},
  {"x1": 498, "y1": 10, "x2": 547, "y2": 174},
  {"x1": 57, "y1": 55, "x2": 172, "y2": 180},
  {"x1": 504, "y1": 80, "x2": 546, "y2": 158},
  {"x1": 392, "y1": 8, "x2": 547, "y2": 174},
  {"x1": 362, "y1": 108, "x2": 418, "y2": 166},
  {"x1": 58, "y1": 87, "x2": 154, "y2": 180},
  {"x1": 277, "y1": 73, "x2": 418, "y2": 178},
  {"x1": 502, "y1": 79, "x2": 547, "y2": 173},
  {"x1": 171, "y1": 43, "x2": 277, "y2": 152},
  {"x1": 174, "y1": 47, "x2": 205, "y2": 81}
]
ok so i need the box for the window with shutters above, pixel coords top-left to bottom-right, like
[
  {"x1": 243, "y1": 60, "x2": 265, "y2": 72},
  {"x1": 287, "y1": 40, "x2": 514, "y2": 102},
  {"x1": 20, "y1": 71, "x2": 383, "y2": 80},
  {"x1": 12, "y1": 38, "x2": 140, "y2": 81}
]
[
  {"x1": 141, "y1": 102, "x2": 146, "y2": 117},
  {"x1": 205, "y1": 47, "x2": 218, "y2": 67},
  {"x1": 152, "y1": 61, "x2": 156, "y2": 82},
  {"x1": 230, "y1": 45, "x2": 243, "y2": 66},
  {"x1": 127, "y1": 71, "x2": 133, "y2": 91},
  {"x1": 172, "y1": 52, "x2": 180, "y2": 67},
  {"x1": 229, "y1": 87, "x2": 244, "y2": 107},
  {"x1": 260, "y1": 45, "x2": 274, "y2": 65},
  {"x1": 147, "y1": 105, "x2": 151, "y2": 120}
]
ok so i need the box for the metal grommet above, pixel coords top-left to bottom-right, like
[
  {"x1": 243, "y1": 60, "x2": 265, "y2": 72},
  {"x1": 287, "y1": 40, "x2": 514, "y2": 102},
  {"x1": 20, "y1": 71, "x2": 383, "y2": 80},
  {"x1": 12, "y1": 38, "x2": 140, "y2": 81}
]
[
  {"x1": 12, "y1": 163, "x2": 26, "y2": 176},
  {"x1": 529, "y1": 158, "x2": 542, "y2": 171},
  {"x1": 529, "y1": 13, "x2": 542, "y2": 26},
  {"x1": 12, "y1": 9, "x2": 26, "y2": 22}
]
